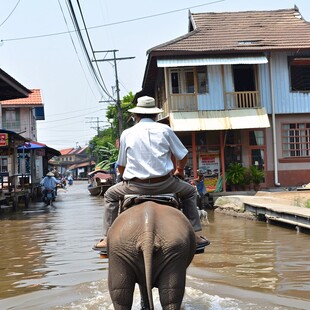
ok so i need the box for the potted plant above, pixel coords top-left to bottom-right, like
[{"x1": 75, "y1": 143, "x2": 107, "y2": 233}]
[
  {"x1": 250, "y1": 165, "x2": 265, "y2": 191},
  {"x1": 243, "y1": 167, "x2": 252, "y2": 191},
  {"x1": 226, "y1": 162, "x2": 246, "y2": 191}
]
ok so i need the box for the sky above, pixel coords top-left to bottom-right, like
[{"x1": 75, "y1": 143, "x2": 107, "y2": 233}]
[{"x1": 0, "y1": 0, "x2": 309, "y2": 151}]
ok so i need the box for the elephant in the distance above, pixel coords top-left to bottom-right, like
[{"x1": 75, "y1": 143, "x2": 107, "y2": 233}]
[{"x1": 107, "y1": 200, "x2": 197, "y2": 310}]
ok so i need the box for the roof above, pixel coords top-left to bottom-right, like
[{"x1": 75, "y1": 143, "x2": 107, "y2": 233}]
[
  {"x1": 60, "y1": 148, "x2": 75, "y2": 155},
  {"x1": 60, "y1": 146, "x2": 88, "y2": 156},
  {"x1": 67, "y1": 160, "x2": 94, "y2": 170},
  {"x1": 0, "y1": 68, "x2": 31, "y2": 100},
  {"x1": 1, "y1": 89, "x2": 43, "y2": 106},
  {"x1": 17, "y1": 141, "x2": 61, "y2": 156},
  {"x1": 149, "y1": 7, "x2": 310, "y2": 55},
  {"x1": 137, "y1": 6, "x2": 310, "y2": 99},
  {"x1": 169, "y1": 108, "x2": 270, "y2": 131}
]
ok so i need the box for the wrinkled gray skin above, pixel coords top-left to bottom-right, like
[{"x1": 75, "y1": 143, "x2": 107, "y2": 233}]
[{"x1": 107, "y1": 201, "x2": 196, "y2": 310}]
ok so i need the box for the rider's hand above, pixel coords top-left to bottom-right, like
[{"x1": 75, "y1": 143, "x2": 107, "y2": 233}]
[{"x1": 174, "y1": 167, "x2": 185, "y2": 180}]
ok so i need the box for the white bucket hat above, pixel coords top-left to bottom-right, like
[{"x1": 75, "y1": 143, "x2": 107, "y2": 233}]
[
  {"x1": 128, "y1": 96, "x2": 163, "y2": 114},
  {"x1": 47, "y1": 172, "x2": 54, "y2": 177}
]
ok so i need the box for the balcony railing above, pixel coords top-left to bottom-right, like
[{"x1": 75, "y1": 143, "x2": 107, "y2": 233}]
[
  {"x1": 225, "y1": 91, "x2": 261, "y2": 109},
  {"x1": 163, "y1": 94, "x2": 198, "y2": 114},
  {"x1": 162, "y1": 91, "x2": 261, "y2": 114},
  {"x1": 2, "y1": 120, "x2": 21, "y2": 132}
]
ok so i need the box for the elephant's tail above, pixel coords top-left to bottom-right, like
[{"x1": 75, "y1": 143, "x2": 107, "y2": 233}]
[{"x1": 137, "y1": 207, "x2": 158, "y2": 310}]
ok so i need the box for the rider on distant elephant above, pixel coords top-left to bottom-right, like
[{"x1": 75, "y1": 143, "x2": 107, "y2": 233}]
[{"x1": 93, "y1": 96, "x2": 210, "y2": 252}]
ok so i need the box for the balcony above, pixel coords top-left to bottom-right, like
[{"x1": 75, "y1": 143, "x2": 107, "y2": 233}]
[
  {"x1": 2, "y1": 120, "x2": 21, "y2": 132},
  {"x1": 163, "y1": 94, "x2": 198, "y2": 114},
  {"x1": 225, "y1": 91, "x2": 261, "y2": 109},
  {"x1": 162, "y1": 91, "x2": 261, "y2": 115}
]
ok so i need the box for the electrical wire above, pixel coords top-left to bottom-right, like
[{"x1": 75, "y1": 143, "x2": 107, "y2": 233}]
[
  {"x1": 46, "y1": 105, "x2": 107, "y2": 117},
  {"x1": 39, "y1": 108, "x2": 106, "y2": 125},
  {"x1": 65, "y1": 0, "x2": 107, "y2": 98},
  {"x1": 57, "y1": 0, "x2": 99, "y2": 101},
  {"x1": 66, "y1": 0, "x2": 114, "y2": 100},
  {"x1": 0, "y1": 0, "x2": 21, "y2": 28},
  {"x1": 75, "y1": 0, "x2": 113, "y2": 100},
  {"x1": 0, "y1": 0, "x2": 225, "y2": 42}
]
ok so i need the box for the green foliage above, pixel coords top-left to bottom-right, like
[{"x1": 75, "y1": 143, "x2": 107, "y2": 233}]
[
  {"x1": 243, "y1": 167, "x2": 252, "y2": 185},
  {"x1": 226, "y1": 163, "x2": 246, "y2": 186},
  {"x1": 95, "y1": 142, "x2": 119, "y2": 170},
  {"x1": 88, "y1": 92, "x2": 135, "y2": 169},
  {"x1": 250, "y1": 165, "x2": 265, "y2": 185},
  {"x1": 106, "y1": 91, "x2": 135, "y2": 140}
]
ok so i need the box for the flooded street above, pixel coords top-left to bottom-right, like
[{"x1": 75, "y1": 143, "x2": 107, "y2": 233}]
[{"x1": 0, "y1": 181, "x2": 309, "y2": 309}]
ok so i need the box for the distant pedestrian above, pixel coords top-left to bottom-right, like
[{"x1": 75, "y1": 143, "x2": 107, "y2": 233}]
[{"x1": 194, "y1": 169, "x2": 207, "y2": 210}]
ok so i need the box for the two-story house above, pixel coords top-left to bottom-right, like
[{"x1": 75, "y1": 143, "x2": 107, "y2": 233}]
[
  {"x1": 0, "y1": 88, "x2": 44, "y2": 141},
  {"x1": 52, "y1": 146, "x2": 94, "y2": 179},
  {"x1": 136, "y1": 6, "x2": 310, "y2": 191},
  {"x1": 0, "y1": 87, "x2": 60, "y2": 188}
]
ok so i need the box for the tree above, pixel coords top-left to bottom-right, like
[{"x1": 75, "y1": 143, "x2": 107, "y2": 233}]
[
  {"x1": 88, "y1": 92, "x2": 135, "y2": 169},
  {"x1": 106, "y1": 91, "x2": 135, "y2": 140}
]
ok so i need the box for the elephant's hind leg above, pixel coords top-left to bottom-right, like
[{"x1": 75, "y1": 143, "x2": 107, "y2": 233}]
[
  {"x1": 157, "y1": 263, "x2": 187, "y2": 310},
  {"x1": 158, "y1": 287, "x2": 184, "y2": 310},
  {"x1": 109, "y1": 288, "x2": 135, "y2": 310},
  {"x1": 108, "y1": 263, "x2": 136, "y2": 309}
]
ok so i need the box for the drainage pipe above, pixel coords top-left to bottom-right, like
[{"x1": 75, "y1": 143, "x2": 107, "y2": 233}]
[{"x1": 269, "y1": 53, "x2": 281, "y2": 186}]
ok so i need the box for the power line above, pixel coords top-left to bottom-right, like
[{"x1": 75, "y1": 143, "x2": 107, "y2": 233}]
[
  {"x1": 39, "y1": 108, "x2": 105, "y2": 124},
  {"x1": 0, "y1": 0, "x2": 21, "y2": 28},
  {"x1": 85, "y1": 117, "x2": 108, "y2": 135},
  {"x1": 46, "y1": 105, "x2": 107, "y2": 117},
  {"x1": 57, "y1": 0, "x2": 99, "y2": 101},
  {"x1": 75, "y1": 0, "x2": 112, "y2": 99},
  {"x1": 65, "y1": 0, "x2": 113, "y2": 100},
  {"x1": 0, "y1": 1, "x2": 225, "y2": 42},
  {"x1": 94, "y1": 49, "x2": 135, "y2": 136}
]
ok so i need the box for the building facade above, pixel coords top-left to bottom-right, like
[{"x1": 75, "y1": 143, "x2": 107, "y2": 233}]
[{"x1": 136, "y1": 7, "x2": 310, "y2": 190}]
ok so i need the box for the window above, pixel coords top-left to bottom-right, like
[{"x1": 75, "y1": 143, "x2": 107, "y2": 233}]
[
  {"x1": 2, "y1": 108, "x2": 20, "y2": 131},
  {"x1": 282, "y1": 123, "x2": 310, "y2": 157},
  {"x1": 169, "y1": 66, "x2": 208, "y2": 94},
  {"x1": 171, "y1": 71, "x2": 180, "y2": 94},
  {"x1": 197, "y1": 67, "x2": 208, "y2": 93},
  {"x1": 184, "y1": 71, "x2": 194, "y2": 93},
  {"x1": 289, "y1": 57, "x2": 310, "y2": 92},
  {"x1": 249, "y1": 130, "x2": 264, "y2": 146},
  {"x1": 0, "y1": 156, "x2": 8, "y2": 172},
  {"x1": 249, "y1": 130, "x2": 265, "y2": 173}
]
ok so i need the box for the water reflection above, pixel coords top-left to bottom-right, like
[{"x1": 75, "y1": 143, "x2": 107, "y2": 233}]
[{"x1": 196, "y1": 210, "x2": 310, "y2": 299}]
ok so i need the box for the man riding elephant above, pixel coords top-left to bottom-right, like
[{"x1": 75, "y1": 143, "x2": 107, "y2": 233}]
[{"x1": 93, "y1": 96, "x2": 210, "y2": 252}]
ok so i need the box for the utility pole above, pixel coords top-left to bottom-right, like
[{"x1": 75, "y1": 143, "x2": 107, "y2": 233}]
[
  {"x1": 93, "y1": 50, "x2": 135, "y2": 138},
  {"x1": 86, "y1": 117, "x2": 107, "y2": 136}
]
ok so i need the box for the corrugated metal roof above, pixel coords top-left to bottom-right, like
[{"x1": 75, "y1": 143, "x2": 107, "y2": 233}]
[
  {"x1": 157, "y1": 56, "x2": 268, "y2": 67},
  {"x1": 169, "y1": 108, "x2": 270, "y2": 131}
]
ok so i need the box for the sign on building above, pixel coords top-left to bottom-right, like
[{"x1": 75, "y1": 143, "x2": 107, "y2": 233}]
[{"x1": 0, "y1": 133, "x2": 8, "y2": 147}]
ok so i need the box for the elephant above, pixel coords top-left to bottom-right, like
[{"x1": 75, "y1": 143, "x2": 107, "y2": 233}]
[{"x1": 107, "y1": 200, "x2": 197, "y2": 310}]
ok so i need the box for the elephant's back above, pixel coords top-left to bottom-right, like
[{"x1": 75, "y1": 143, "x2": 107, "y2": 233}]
[
  {"x1": 112, "y1": 201, "x2": 194, "y2": 239},
  {"x1": 109, "y1": 202, "x2": 196, "y2": 254}
]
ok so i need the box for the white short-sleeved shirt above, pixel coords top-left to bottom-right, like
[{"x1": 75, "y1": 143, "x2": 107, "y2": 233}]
[{"x1": 117, "y1": 118, "x2": 188, "y2": 180}]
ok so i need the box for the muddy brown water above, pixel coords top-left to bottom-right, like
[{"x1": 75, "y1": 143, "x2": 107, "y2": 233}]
[{"x1": 0, "y1": 181, "x2": 309, "y2": 309}]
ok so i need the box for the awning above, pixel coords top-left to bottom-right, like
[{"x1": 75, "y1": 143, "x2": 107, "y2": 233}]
[
  {"x1": 169, "y1": 108, "x2": 270, "y2": 131},
  {"x1": 157, "y1": 56, "x2": 268, "y2": 67},
  {"x1": 17, "y1": 141, "x2": 60, "y2": 157},
  {"x1": 18, "y1": 141, "x2": 46, "y2": 150}
]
